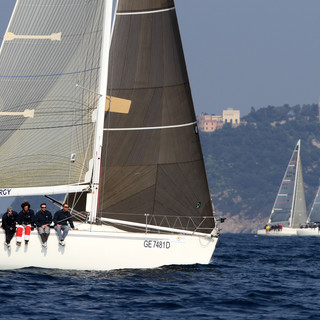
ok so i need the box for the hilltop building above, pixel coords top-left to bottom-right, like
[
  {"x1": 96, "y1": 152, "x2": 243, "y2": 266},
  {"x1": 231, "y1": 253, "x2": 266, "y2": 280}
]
[
  {"x1": 197, "y1": 114, "x2": 223, "y2": 132},
  {"x1": 197, "y1": 108, "x2": 240, "y2": 132}
]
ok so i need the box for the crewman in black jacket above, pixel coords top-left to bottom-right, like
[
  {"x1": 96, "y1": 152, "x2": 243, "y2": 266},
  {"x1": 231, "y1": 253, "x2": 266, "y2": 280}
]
[
  {"x1": 53, "y1": 203, "x2": 77, "y2": 246},
  {"x1": 35, "y1": 203, "x2": 52, "y2": 249},
  {"x1": 2, "y1": 206, "x2": 17, "y2": 248},
  {"x1": 16, "y1": 201, "x2": 35, "y2": 246}
]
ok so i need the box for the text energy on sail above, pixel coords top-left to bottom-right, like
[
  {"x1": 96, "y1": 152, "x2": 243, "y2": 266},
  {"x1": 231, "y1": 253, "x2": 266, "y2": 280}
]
[{"x1": 0, "y1": 189, "x2": 12, "y2": 196}]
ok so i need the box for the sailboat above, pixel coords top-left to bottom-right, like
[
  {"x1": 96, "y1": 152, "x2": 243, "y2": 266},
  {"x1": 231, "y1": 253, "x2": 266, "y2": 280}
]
[
  {"x1": 257, "y1": 140, "x2": 307, "y2": 236},
  {"x1": 0, "y1": 0, "x2": 219, "y2": 270},
  {"x1": 297, "y1": 186, "x2": 320, "y2": 236}
]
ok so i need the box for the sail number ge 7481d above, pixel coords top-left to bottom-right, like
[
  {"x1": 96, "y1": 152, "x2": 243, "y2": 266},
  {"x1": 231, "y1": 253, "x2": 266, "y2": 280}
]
[{"x1": 143, "y1": 240, "x2": 170, "y2": 249}]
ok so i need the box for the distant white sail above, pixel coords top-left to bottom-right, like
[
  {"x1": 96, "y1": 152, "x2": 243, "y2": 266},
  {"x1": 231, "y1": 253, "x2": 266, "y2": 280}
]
[
  {"x1": 307, "y1": 186, "x2": 320, "y2": 223},
  {"x1": 268, "y1": 140, "x2": 307, "y2": 228},
  {"x1": 292, "y1": 148, "x2": 307, "y2": 228}
]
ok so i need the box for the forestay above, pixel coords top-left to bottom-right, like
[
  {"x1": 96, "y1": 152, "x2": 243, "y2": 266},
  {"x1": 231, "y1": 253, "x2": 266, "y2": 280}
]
[{"x1": 0, "y1": 0, "x2": 108, "y2": 196}]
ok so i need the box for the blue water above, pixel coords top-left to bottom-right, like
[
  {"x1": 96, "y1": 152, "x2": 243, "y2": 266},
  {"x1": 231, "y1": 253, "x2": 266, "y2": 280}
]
[{"x1": 0, "y1": 234, "x2": 319, "y2": 320}]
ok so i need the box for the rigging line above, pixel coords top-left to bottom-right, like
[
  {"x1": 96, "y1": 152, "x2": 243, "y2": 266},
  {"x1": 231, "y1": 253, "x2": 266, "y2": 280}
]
[
  {"x1": 104, "y1": 158, "x2": 203, "y2": 170},
  {"x1": 0, "y1": 67, "x2": 100, "y2": 78},
  {"x1": 109, "y1": 81, "x2": 190, "y2": 91},
  {"x1": 104, "y1": 121, "x2": 197, "y2": 131},
  {"x1": 69, "y1": 191, "x2": 86, "y2": 219},
  {"x1": 45, "y1": 195, "x2": 87, "y2": 222},
  {"x1": 0, "y1": 121, "x2": 94, "y2": 131},
  {"x1": 116, "y1": 7, "x2": 175, "y2": 16}
]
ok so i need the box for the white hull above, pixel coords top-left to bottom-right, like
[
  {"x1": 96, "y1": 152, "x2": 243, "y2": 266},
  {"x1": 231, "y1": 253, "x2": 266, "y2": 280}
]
[
  {"x1": 257, "y1": 227, "x2": 298, "y2": 236},
  {"x1": 0, "y1": 223, "x2": 218, "y2": 270},
  {"x1": 297, "y1": 228, "x2": 320, "y2": 236}
]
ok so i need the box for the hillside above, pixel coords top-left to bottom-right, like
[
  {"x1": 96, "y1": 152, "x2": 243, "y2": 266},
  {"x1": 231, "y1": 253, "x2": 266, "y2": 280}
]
[{"x1": 201, "y1": 103, "x2": 320, "y2": 233}]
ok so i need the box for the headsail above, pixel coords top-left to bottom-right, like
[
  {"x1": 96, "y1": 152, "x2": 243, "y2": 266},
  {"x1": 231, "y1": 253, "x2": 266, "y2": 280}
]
[
  {"x1": 268, "y1": 140, "x2": 307, "y2": 227},
  {"x1": 307, "y1": 186, "x2": 320, "y2": 223},
  {"x1": 0, "y1": 0, "x2": 109, "y2": 196},
  {"x1": 98, "y1": 0, "x2": 215, "y2": 234},
  {"x1": 291, "y1": 146, "x2": 307, "y2": 228}
]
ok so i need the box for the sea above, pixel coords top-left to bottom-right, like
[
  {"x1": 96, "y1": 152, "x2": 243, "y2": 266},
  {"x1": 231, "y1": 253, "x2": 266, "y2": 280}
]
[{"x1": 0, "y1": 233, "x2": 319, "y2": 320}]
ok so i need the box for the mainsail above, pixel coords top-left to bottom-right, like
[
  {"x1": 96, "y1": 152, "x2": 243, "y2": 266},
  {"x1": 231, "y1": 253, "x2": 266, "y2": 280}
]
[
  {"x1": 307, "y1": 186, "x2": 320, "y2": 223},
  {"x1": 97, "y1": 0, "x2": 215, "y2": 234},
  {"x1": 268, "y1": 140, "x2": 307, "y2": 228},
  {"x1": 0, "y1": 0, "x2": 108, "y2": 196}
]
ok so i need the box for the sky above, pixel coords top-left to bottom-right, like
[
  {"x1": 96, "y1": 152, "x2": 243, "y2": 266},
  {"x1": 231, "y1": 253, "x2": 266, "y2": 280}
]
[{"x1": 1, "y1": 0, "x2": 320, "y2": 117}]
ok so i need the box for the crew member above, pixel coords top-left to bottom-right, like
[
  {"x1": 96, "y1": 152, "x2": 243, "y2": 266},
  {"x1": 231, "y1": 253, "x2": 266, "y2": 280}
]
[
  {"x1": 53, "y1": 203, "x2": 77, "y2": 246},
  {"x1": 35, "y1": 203, "x2": 52, "y2": 248},
  {"x1": 2, "y1": 206, "x2": 17, "y2": 247},
  {"x1": 16, "y1": 201, "x2": 35, "y2": 246}
]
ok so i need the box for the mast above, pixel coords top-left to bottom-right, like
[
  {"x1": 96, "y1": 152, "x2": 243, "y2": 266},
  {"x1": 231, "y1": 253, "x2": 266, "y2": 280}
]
[{"x1": 89, "y1": 0, "x2": 113, "y2": 222}]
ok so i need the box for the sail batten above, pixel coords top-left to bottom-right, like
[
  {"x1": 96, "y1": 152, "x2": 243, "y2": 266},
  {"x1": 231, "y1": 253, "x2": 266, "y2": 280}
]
[
  {"x1": 0, "y1": 67, "x2": 100, "y2": 78},
  {"x1": 104, "y1": 121, "x2": 197, "y2": 131},
  {"x1": 117, "y1": 8, "x2": 175, "y2": 16},
  {"x1": 116, "y1": 0, "x2": 175, "y2": 12}
]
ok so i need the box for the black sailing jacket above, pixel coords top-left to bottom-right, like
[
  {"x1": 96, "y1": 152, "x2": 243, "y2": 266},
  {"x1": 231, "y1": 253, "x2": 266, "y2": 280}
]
[
  {"x1": 2, "y1": 211, "x2": 18, "y2": 230},
  {"x1": 35, "y1": 210, "x2": 53, "y2": 227},
  {"x1": 17, "y1": 209, "x2": 35, "y2": 226},
  {"x1": 53, "y1": 210, "x2": 75, "y2": 229}
]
